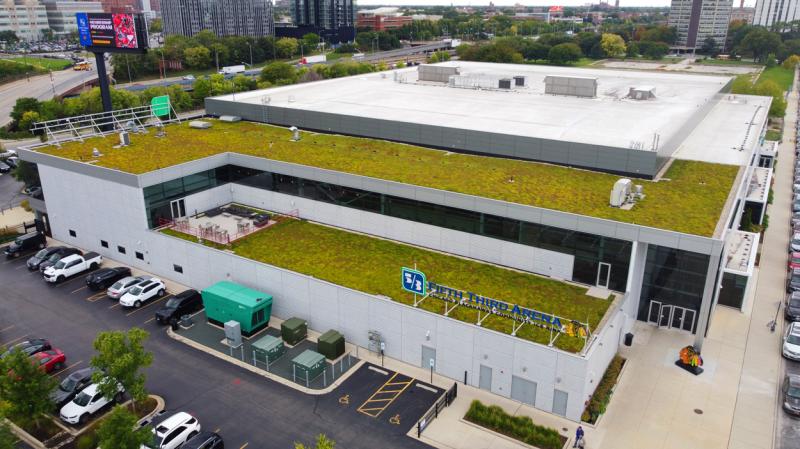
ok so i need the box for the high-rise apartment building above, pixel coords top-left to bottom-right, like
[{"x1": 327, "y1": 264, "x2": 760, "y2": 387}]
[
  {"x1": 0, "y1": 0, "x2": 49, "y2": 41},
  {"x1": 161, "y1": 0, "x2": 273, "y2": 37},
  {"x1": 98, "y1": 0, "x2": 140, "y2": 12},
  {"x1": 41, "y1": 0, "x2": 103, "y2": 35},
  {"x1": 668, "y1": 0, "x2": 731, "y2": 51},
  {"x1": 290, "y1": 0, "x2": 354, "y2": 31},
  {"x1": 753, "y1": 0, "x2": 800, "y2": 27}
]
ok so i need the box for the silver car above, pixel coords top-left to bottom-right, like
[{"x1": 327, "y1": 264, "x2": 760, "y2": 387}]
[{"x1": 106, "y1": 276, "x2": 149, "y2": 300}]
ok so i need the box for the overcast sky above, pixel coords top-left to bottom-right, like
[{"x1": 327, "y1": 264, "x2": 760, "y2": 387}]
[{"x1": 356, "y1": 0, "x2": 755, "y2": 8}]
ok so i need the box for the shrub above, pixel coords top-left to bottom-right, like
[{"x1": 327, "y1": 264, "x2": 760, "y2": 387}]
[
  {"x1": 19, "y1": 199, "x2": 30, "y2": 212},
  {"x1": 76, "y1": 433, "x2": 98, "y2": 449},
  {"x1": 465, "y1": 400, "x2": 564, "y2": 449},
  {"x1": 582, "y1": 355, "x2": 625, "y2": 423}
]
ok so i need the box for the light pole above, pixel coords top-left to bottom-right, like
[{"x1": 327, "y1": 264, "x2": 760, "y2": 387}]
[
  {"x1": 247, "y1": 42, "x2": 253, "y2": 67},
  {"x1": 160, "y1": 48, "x2": 166, "y2": 79}
]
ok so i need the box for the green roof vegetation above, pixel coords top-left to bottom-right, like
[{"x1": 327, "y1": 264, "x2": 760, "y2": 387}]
[
  {"x1": 43, "y1": 120, "x2": 739, "y2": 236},
  {"x1": 162, "y1": 217, "x2": 612, "y2": 353}
]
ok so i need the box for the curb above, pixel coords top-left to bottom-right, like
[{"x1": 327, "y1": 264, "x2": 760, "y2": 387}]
[
  {"x1": 167, "y1": 326, "x2": 364, "y2": 395},
  {"x1": 459, "y1": 417, "x2": 573, "y2": 449},
  {"x1": 5, "y1": 418, "x2": 48, "y2": 449},
  {"x1": 67, "y1": 394, "x2": 166, "y2": 437}
]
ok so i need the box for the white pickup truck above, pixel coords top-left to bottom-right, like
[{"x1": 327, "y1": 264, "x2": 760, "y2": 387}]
[{"x1": 43, "y1": 252, "x2": 102, "y2": 283}]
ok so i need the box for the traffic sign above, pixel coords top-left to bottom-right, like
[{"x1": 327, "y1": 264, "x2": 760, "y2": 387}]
[
  {"x1": 401, "y1": 267, "x2": 426, "y2": 295},
  {"x1": 150, "y1": 95, "x2": 170, "y2": 117}
]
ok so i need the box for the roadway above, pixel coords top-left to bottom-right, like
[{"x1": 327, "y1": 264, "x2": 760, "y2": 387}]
[{"x1": 0, "y1": 59, "x2": 98, "y2": 128}]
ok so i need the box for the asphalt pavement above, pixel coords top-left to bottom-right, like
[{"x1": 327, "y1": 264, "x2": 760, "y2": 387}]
[
  {"x1": 0, "y1": 172, "x2": 26, "y2": 210},
  {"x1": 0, "y1": 253, "x2": 439, "y2": 449}
]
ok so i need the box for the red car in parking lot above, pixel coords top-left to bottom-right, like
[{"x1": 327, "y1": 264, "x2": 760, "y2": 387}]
[
  {"x1": 32, "y1": 349, "x2": 66, "y2": 373},
  {"x1": 791, "y1": 252, "x2": 800, "y2": 271}
]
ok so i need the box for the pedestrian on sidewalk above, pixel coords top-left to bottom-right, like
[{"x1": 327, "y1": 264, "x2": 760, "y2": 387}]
[{"x1": 573, "y1": 426, "x2": 584, "y2": 448}]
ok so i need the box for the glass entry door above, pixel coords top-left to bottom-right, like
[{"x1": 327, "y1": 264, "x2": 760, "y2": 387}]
[
  {"x1": 596, "y1": 262, "x2": 611, "y2": 288},
  {"x1": 170, "y1": 198, "x2": 186, "y2": 219}
]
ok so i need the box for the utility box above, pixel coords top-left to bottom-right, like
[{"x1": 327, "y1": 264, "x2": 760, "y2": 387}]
[
  {"x1": 498, "y1": 78, "x2": 512, "y2": 89},
  {"x1": 317, "y1": 330, "x2": 345, "y2": 360},
  {"x1": 252, "y1": 334, "x2": 285, "y2": 364},
  {"x1": 281, "y1": 317, "x2": 307, "y2": 346},
  {"x1": 292, "y1": 350, "x2": 326, "y2": 386},
  {"x1": 202, "y1": 281, "x2": 273, "y2": 337},
  {"x1": 224, "y1": 320, "x2": 242, "y2": 348}
]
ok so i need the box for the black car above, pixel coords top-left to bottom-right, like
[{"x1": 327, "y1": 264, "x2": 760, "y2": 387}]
[
  {"x1": 789, "y1": 269, "x2": 800, "y2": 293},
  {"x1": 787, "y1": 292, "x2": 800, "y2": 321},
  {"x1": 155, "y1": 289, "x2": 202, "y2": 325},
  {"x1": 39, "y1": 247, "x2": 82, "y2": 273},
  {"x1": 183, "y1": 432, "x2": 224, "y2": 449},
  {"x1": 0, "y1": 338, "x2": 51, "y2": 359},
  {"x1": 784, "y1": 374, "x2": 800, "y2": 416},
  {"x1": 27, "y1": 247, "x2": 63, "y2": 271},
  {"x1": 51, "y1": 367, "x2": 96, "y2": 408},
  {"x1": 85, "y1": 267, "x2": 132, "y2": 291},
  {"x1": 4, "y1": 232, "x2": 46, "y2": 258}
]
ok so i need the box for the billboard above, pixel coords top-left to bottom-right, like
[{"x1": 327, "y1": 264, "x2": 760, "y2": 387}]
[{"x1": 76, "y1": 12, "x2": 148, "y2": 53}]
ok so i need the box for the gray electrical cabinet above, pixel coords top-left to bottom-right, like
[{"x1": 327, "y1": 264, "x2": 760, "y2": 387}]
[{"x1": 224, "y1": 320, "x2": 242, "y2": 348}]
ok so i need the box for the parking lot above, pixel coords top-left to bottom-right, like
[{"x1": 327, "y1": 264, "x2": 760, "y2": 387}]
[{"x1": 0, "y1": 248, "x2": 439, "y2": 449}]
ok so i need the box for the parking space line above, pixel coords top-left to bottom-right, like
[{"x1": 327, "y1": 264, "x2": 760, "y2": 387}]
[
  {"x1": 2, "y1": 259, "x2": 24, "y2": 265},
  {"x1": 71, "y1": 286, "x2": 87, "y2": 294},
  {"x1": 86, "y1": 292, "x2": 107, "y2": 302},
  {"x1": 108, "y1": 302, "x2": 120, "y2": 309},
  {"x1": 213, "y1": 428, "x2": 220, "y2": 433},
  {"x1": 239, "y1": 443, "x2": 248, "y2": 449},
  {"x1": 124, "y1": 295, "x2": 171, "y2": 317},
  {"x1": 51, "y1": 360, "x2": 83, "y2": 377},
  {"x1": 356, "y1": 372, "x2": 414, "y2": 418},
  {"x1": 0, "y1": 325, "x2": 14, "y2": 333},
  {"x1": 0, "y1": 334, "x2": 29, "y2": 347},
  {"x1": 14, "y1": 264, "x2": 28, "y2": 270},
  {"x1": 143, "y1": 317, "x2": 155, "y2": 324}
]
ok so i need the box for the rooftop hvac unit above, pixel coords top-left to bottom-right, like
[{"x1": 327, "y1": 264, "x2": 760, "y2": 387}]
[
  {"x1": 513, "y1": 76, "x2": 526, "y2": 86},
  {"x1": 610, "y1": 178, "x2": 632, "y2": 207},
  {"x1": 189, "y1": 121, "x2": 212, "y2": 129},
  {"x1": 219, "y1": 115, "x2": 241, "y2": 122},
  {"x1": 498, "y1": 78, "x2": 512, "y2": 89},
  {"x1": 628, "y1": 86, "x2": 656, "y2": 100}
]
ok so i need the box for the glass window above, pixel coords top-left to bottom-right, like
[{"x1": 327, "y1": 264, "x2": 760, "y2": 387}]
[
  {"x1": 386, "y1": 196, "x2": 417, "y2": 221},
  {"x1": 483, "y1": 214, "x2": 519, "y2": 242},
  {"x1": 520, "y1": 222, "x2": 543, "y2": 247},
  {"x1": 135, "y1": 252, "x2": 144, "y2": 260},
  {"x1": 162, "y1": 178, "x2": 184, "y2": 198},
  {"x1": 445, "y1": 208, "x2": 480, "y2": 234},
  {"x1": 173, "y1": 264, "x2": 183, "y2": 273}
]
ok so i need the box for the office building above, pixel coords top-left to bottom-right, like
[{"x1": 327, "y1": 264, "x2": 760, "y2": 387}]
[
  {"x1": 753, "y1": 0, "x2": 800, "y2": 27},
  {"x1": 41, "y1": 0, "x2": 103, "y2": 35},
  {"x1": 161, "y1": 0, "x2": 273, "y2": 37},
  {"x1": 356, "y1": 7, "x2": 411, "y2": 31},
  {"x1": 0, "y1": 0, "x2": 49, "y2": 41},
  {"x1": 668, "y1": 0, "x2": 732, "y2": 51},
  {"x1": 98, "y1": 0, "x2": 140, "y2": 12}
]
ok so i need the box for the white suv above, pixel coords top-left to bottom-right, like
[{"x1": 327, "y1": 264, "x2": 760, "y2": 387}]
[
  {"x1": 785, "y1": 322, "x2": 800, "y2": 361},
  {"x1": 119, "y1": 278, "x2": 166, "y2": 308},
  {"x1": 143, "y1": 411, "x2": 201, "y2": 449},
  {"x1": 60, "y1": 383, "x2": 124, "y2": 425}
]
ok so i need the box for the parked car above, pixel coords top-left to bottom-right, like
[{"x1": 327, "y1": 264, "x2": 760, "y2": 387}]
[
  {"x1": 155, "y1": 289, "x2": 202, "y2": 325},
  {"x1": 85, "y1": 267, "x2": 132, "y2": 291},
  {"x1": 43, "y1": 252, "x2": 102, "y2": 283},
  {"x1": 38, "y1": 247, "x2": 83, "y2": 273},
  {"x1": 4, "y1": 157, "x2": 17, "y2": 168},
  {"x1": 51, "y1": 367, "x2": 96, "y2": 408},
  {"x1": 120, "y1": 278, "x2": 165, "y2": 308},
  {"x1": 144, "y1": 411, "x2": 201, "y2": 449},
  {"x1": 183, "y1": 432, "x2": 223, "y2": 449},
  {"x1": 4, "y1": 232, "x2": 46, "y2": 258},
  {"x1": 792, "y1": 212, "x2": 800, "y2": 228},
  {"x1": 783, "y1": 374, "x2": 800, "y2": 416},
  {"x1": 790, "y1": 253, "x2": 800, "y2": 271},
  {"x1": 0, "y1": 161, "x2": 11, "y2": 173},
  {"x1": 788, "y1": 270, "x2": 800, "y2": 294},
  {"x1": 793, "y1": 200, "x2": 800, "y2": 213},
  {"x1": 792, "y1": 233, "x2": 800, "y2": 253},
  {"x1": 27, "y1": 247, "x2": 64, "y2": 271},
  {"x1": 32, "y1": 349, "x2": 66, "y2": 373},
  {"x1": 0, "y1": 338, "x2": 51, "y2": 359},
  {"x1": 107, "y1": 276, "x2": 148, "y2": 300},
  {"x1": 59, "y1": 383, "x2": 124, "y2": 425}
]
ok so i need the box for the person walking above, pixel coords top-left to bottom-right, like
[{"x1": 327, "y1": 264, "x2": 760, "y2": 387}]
[{"x1": 573, "y1": 426, "x2": 584, "y2": 448}]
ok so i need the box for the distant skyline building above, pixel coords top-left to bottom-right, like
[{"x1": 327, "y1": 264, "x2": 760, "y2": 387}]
[
  {"x1": 753, "y1": 0, "x2": 800, "y2": 27},
  {"x1": 161, "y1": 0, "x2": 274, "y2": 37},
  {"x1": 41, "y1": 0, "x2": 103, "y2": 34},
  {"x1": 356, "y1": 7, "x2": 411, "y2": 30},
  {"x1": 0, "y1": 0, "x2": 49, "y2": 41},
  {"x1": 668, "y1": 0, "x2": 731, "y2": 51},
  {"x1": 97, "y1": 0, "x2": 140, "y2": 12},
  {"x1": 290, "y1": 0, "x2": 354, "y2": 31},
  {"x1": 730, "y1": 5, "x2": 754, "y2": 23}
]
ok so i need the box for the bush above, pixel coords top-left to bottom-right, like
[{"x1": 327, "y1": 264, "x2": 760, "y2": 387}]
[
  {"x1": 19, "y1": 199, "x2": 30, "y2": 212},
  {"x1": 76, "y1": 433, "x2": 98, "y2": 449},
  {"x1": 582, "y1": 355, "x2": 625, "y2": 423},
  {"x1": 465, "y1": 400, "x2": 564, "y2": 449}
]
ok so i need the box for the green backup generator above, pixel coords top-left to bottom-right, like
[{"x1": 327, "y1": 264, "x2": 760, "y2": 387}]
[
  {"x1": 281, "y1": 317, "x2": 307, "y2": 346},
  {"x1": 292, "y1": 350, "x2": 326, "y2": 386},
  {"x1": 317, "y1": 330, "x2": 345, "y2": 360},
  {"x1": 202, "y1": 281, "x2": 273, "y2": 336}
]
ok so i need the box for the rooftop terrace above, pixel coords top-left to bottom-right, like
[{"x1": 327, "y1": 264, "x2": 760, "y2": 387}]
[{"x1": 38, "y1": 120, "x2": 739, "y2": 237}]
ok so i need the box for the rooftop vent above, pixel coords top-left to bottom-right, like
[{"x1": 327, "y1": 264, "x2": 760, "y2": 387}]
[
  {"x1": 189, "y1": 121, "x2": 212, "y2": 129},
  {"x1": 544, "y1": 75, "x2": 597, "y2": 98},
  {"x1": 610, "y1": 179, "x2": 645, "y2": 209},
  {"x1": 498, "y1": 78, "x2": 512, "y2": 89},
  {"x1": 92, "y1": 148, "x2": 102, "y2": 158},
  {"x1": 628, "y1": 86, "x2": 656, "y2": 100},
  {"x1": 119, "y1": 131, "x2": 130, "y2": 146},
  {"x1": 219, "y1": 115, "x2": 241, "y2": 123},
  {"x1": 289, "y1": 126, "x2": 300, "y2": 141},
  {"x1": 418, "y1": 64, "x2": 460, "y2": 83},
  {"x1": 513, "y1": 76, "x2": 526, "y2": 87}
]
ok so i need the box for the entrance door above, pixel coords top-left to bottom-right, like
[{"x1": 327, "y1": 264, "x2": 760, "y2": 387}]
[
  {"x1": 421, "y1": 345, "x2": 436, "y2": 371},
  {"x1": 647, "y1": 300, "x2": 662, "y2": 324},
  {"x1": 479, "y1": 365, "x2": 492, "y2": 391},
  {"x1": 170, "y1": 199, "x2": 186, "y2": 219},
  {"x1": 658, "y1": 304, "x2": 673, "y2": 328},
  {"x1": 680, "y1": 308, "x2": 696, "y2": 332},
  {"x1": 552, "y1": 389, "x2": 568, "y2": 417},
  {"x1": 511, "y1": 376, "x2": 537, "y2": 406},
  {"x1": 596, "y1": 262, "x2": 611, "y2": 288}
]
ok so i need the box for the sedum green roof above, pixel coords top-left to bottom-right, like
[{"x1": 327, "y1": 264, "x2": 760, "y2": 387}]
[{"x1": 40, "y1": 120, "x2": 739, "y2": 237}]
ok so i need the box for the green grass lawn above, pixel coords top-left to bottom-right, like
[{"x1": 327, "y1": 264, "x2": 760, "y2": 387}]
[
  {"x1": 162, "y1": 217, "x2": 611, "y2": 352},
  {"x1": 758, "y1": 66, "x2": 794, "y2": 91},
  {"x1": 1, "y1": 57, "x2": 72, "y2": 71},
  {"x1": 43, "y1": 120, "x2": 738, "y2": 236}
]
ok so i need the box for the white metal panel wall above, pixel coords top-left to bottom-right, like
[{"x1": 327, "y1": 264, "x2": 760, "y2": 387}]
[{"x1": 230, "y1": 184, "x2": 576, "y2": 281}]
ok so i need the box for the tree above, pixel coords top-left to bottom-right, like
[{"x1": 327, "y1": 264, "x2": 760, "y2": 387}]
[
  {"x1": 783, "y1": 54, "x2": 800, "y2": 69},
  {"x1": 295, "y1": 434, "x2": 336, "y2": 449},
  {"x1": 640, "y1": 41, "x2": 669, "y2": 59},
  {"x1": 548, "y1": 43, "x2": 583, "y2": 65},
  {"x1": 753, "y1": 79, "x2": 787, "y2": 116},
  {"x1": 96, "y1": 406, "x2": 152, "y2": 449},
  {"x1": 0, "y1": 31, "x2": 18, "y2": 43},
  {"x1": 260, "y1": 62, "x2": 298, "y2": 85},
  {"x1": 192, "y1": 78, "x2": 212, "y2": 104},
  {"x1": 275, "y1": 38, "x2": 299, "y2": 59},
  {"x1": 183, "y1": 46, "x2": 211, "y2": 69},
  {"x1": 10, "y1": 98, "x2": 40, "y2": 125},
  {"x1": 193, "y1": 29, "x2": 218, "y2": 49},
  {"x1": 302, "y1": 33, "x2": 320, "y2": 52},
  {"x1": 739, "y1": 27, "x2": 781, "y2": 63},
  {"x1": 12, "y1": 161, "x2": 40, "y2": 187},
  {"x1": 91, "y1": 328, "x2": 153, "y2": 412},
  {"x1": 0, "y1": 349, "x2": 56, "y2": 428},
  {"x1": 0, "y1": 420, "x2": 14, "y2": 449},
  {"x1": 600, "y1": 33, "x2": 626, "y2": 58},
  {"x1": 700, "y1": 37, "x2": 719, "y2": 56},
  {"x1": 149, "y1": 18, "x2": 163, "y2": 33}
]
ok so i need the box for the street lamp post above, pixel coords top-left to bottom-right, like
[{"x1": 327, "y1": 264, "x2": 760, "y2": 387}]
[{"x1": 247, "y1": 42, "x2": 253, "y2": 67}]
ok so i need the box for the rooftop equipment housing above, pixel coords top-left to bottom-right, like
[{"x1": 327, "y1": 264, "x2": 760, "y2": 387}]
[
  {"x1": 418, "y1": 64, "x2": 460, "y2": 83},
  {"x1": 628, "y1": 86, "x2": 657, "y2": 100},
  {"x1": 610, "y1": 178, "x2": 632, "y2": 207},
  {"x1": 544, "y1": 75, "x2": 598, "y2": 98}
]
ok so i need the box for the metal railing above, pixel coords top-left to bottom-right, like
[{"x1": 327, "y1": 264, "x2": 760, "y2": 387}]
[{"x1": 416, "y1": 382, "x2": 457, "y2": 437}]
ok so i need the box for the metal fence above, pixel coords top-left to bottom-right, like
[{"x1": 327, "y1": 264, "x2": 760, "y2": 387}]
[{"x1": 417, "y1": 382, "x2": 458, "y2": 437}]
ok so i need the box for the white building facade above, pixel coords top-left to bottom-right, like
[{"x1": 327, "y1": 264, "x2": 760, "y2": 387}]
[
  {"x1": 668, "y1": 0, "x2": 732, "y2": 50},
  {"x1": 0, "y1": 0, "x2": 49, "y2": 41},
  {"x1": 753, "y1": 0, "x2": 800, "y2": 27}
]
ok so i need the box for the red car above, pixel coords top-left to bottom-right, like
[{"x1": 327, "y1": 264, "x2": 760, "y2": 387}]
[
  {"x1": 32, "y1": 349, "x2": 66, "y2": 373},
  {"x1": 791, "y1": 252, "x2": 800, "y2": 271}
]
